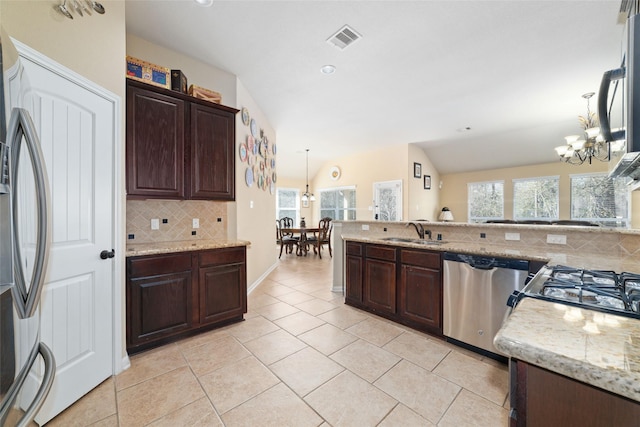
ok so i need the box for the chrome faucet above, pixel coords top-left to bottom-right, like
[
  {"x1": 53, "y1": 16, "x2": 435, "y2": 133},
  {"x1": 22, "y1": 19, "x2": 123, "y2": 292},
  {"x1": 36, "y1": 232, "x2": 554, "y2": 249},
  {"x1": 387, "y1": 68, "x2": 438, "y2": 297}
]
[{"x1": 407, "y1": 222, "x2": 431, "y2": 240}]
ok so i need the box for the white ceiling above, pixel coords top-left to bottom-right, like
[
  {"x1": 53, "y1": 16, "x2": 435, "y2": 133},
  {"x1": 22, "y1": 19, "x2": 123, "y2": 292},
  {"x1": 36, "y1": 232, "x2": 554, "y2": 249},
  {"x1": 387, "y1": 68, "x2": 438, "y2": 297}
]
[{"x1": 125, "y1": 0, "x2": 626, "y2": 179}]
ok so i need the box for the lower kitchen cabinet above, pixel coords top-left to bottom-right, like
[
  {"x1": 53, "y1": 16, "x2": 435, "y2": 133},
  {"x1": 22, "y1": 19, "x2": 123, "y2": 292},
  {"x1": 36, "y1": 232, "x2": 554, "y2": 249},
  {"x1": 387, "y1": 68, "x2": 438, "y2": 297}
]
[
  {"x1": 126, "y1": 246, "x2": 247, "y2": 353},
  {"x1": 399, "y1": 249, "x2": 442, "y2": 334},
  {"x1": 510, "y1": 359, "x2": 640, "y2": 426},
  {"x1": 344, "y1": 240, "x2": 442, "y2": 335}
]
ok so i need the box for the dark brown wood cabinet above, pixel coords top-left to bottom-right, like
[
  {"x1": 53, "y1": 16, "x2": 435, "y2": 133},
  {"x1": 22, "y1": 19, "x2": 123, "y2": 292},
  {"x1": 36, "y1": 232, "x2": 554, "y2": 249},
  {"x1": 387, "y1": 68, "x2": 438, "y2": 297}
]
[
  {"x1": 126, "y1": 79, "x2": 238, "y2": 200},
  {"x1": 126, "y1": 246, "x2": 247, "y2": 353},
  {"x1": 364, "y1": 245, "x2": 397, "y2": 315},
  {"x1": 344, "y1": 241, "x2": 442, "y2": 335},
  {"x1": 345, "y1": 242, "x2": 364, "y2": 305},
  {"x1": 399, "y1": 249, "x2": 442, "y2": 334},
  {"x1": 509, "y1": 359, "x2": 640, "y2": 426}
]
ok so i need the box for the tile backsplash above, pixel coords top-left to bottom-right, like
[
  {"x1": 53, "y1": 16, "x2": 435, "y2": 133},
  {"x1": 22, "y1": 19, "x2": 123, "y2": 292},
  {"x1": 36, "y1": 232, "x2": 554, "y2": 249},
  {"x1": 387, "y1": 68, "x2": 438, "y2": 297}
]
[{"x1": 126, "y1": 200, "x2": 228, "y2": 243}]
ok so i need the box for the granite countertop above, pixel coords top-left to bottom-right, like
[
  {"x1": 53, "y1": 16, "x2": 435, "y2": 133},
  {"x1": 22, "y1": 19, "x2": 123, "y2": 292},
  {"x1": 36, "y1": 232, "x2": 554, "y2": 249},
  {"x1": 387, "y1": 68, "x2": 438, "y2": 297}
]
[
  {"x1": 494, "y1": 298, "x2": 640, "y2": 402},
  {"x1": 126, "y1": 239, "x2": 250, "y2": 257},
  {"x1": 341, "y1": 234, "x2": 640, "y2": 273}
]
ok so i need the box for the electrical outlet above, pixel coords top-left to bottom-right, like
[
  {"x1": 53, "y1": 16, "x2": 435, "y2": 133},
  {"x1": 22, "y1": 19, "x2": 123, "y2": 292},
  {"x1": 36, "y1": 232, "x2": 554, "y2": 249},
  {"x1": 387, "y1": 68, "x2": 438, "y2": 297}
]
[
  {"x1": 505, "y1": 232, "x2": 520, "y2": 241},
  {"x1": 480, "y1": 233, "x2": 486, "y2": 239},
  {"x1": 547, "y1": 234, "x2": 567, "y2": 245},
  {"x1": 151, "y1": 218, "x2": 160, "y2": 230},
  {"x1": 192, "y1": 218, "x2": 200, "y2": 229},
  {"x1": 362, "y1": 224, "x2": 369, "y2": 231},
  {"x1": 162, "y1": 219, "x2": 168, "y2": 224}
]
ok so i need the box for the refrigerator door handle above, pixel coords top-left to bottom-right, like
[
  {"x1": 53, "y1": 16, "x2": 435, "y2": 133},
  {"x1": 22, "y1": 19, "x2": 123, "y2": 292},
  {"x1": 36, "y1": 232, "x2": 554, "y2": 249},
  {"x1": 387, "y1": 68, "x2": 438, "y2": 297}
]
[
  {"x1": 7, "y1": 107, "x2": 51, "y2": 319},
  {"x1": 0, "y1": 342, "x2": 56, "y2": 427}
]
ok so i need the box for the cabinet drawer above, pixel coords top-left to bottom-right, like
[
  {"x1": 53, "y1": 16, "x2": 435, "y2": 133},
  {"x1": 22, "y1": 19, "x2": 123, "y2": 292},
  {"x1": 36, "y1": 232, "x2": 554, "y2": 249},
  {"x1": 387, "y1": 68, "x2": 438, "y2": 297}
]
[
  {"x1": 366, "y1": 245, "x2": 396, "y2": 261},
  {"x1": 199, "y1": 247, "x2": 245, "y2": 267},
  {"x1": 129, "y1": 253, "x2": 192, "y2": 278},
  {"x1": 346, "y1": 242, "x2": 363, "y2": 256},
  {"x1": 400, "y1": 249, "x2": 440, "y2": 269}
]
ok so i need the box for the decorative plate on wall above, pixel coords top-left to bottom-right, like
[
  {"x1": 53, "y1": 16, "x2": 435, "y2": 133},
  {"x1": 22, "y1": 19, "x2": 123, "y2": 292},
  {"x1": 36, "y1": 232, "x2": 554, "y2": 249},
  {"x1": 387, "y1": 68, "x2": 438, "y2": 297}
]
[
  {"x1": 239, "y1": 143, "x2": 248, "y2": 162},
  {"x1": 245, "y1": 167, "x2": 253, "y2": 187},
  {"x1": 250, "y1": 118, "x2": 259, "y2": 138},
  {"x1": 329, "y1": 166, "x2": 341, "y2": 180},
  {"x1": 241, "y1": 107, "x2": 250, "y2": 126}
]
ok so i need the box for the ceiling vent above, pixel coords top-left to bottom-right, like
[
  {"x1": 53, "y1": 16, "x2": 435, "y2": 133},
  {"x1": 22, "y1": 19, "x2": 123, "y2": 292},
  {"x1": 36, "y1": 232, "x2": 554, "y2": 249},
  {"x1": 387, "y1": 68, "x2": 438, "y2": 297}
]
[{"x1": 327, "y1": 25, "x2": 362, "y2": 50}]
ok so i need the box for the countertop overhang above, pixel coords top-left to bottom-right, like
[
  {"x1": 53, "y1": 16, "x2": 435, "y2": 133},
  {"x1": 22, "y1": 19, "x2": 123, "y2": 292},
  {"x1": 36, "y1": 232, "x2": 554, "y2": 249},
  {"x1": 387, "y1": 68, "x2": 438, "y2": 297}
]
[
  {"x1": 126, "y1": 239, "x2": 250, "y2": 257},
  {"x1": 495, "y1": 297, "x2": 640, "y2": 402}
]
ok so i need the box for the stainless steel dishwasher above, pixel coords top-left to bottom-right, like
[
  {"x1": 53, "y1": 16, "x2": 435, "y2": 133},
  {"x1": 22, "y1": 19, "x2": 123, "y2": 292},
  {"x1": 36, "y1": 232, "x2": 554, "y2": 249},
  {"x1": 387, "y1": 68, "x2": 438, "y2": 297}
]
[{"x1": 442, "y1": 252, "x2": 529, "y2": 356}]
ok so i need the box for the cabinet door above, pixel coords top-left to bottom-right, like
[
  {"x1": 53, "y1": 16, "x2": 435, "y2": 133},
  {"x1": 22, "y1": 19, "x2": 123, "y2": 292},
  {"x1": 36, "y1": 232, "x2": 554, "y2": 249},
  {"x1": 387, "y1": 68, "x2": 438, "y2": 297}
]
[
  {"x1": 364, "y1": 258, "x2": 396, "y2": 314},
  {"x1": 127, "y1": 271, "x2": 192, "y2": 349},
  {"x1": 189, "y1": 103, "x2": 236, "y2": 200},
  {"x1": 399, "y1": 265, "x2": 441, "y2": 332},
  {"x1": 126, "y1": 81, "x2": 185, "y2": 198},
  {"x1": 199, "y1": 263, "x2": 246, "y2": 324},
  {"x1": 346, "y1": 255, "x2": 363, "y2": 304}
]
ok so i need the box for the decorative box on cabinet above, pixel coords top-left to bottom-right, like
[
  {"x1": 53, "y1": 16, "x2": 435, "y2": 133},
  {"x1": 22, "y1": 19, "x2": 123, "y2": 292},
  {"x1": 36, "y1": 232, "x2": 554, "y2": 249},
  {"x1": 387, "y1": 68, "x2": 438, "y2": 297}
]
[
  {"x1": 126, "y1": 246, "x2": 247, "y2": 353},
  {"x1": 126, "y1": 79, "x2": 238, "y2": 201}
]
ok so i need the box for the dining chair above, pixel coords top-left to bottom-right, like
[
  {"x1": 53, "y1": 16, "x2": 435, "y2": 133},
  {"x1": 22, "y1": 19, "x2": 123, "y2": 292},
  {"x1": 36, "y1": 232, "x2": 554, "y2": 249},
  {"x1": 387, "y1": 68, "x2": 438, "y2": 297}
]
[
  {"x1": 307, "y1": 217, "x2": 332, "y2": 259},
  {"x1": 277, "y1": 217, "x2": 299, "y2": 258}
]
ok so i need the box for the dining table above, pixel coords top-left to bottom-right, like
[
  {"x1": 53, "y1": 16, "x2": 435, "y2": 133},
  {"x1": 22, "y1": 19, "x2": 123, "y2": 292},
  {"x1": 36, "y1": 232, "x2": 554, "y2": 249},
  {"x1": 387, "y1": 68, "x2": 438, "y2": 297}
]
[{"x1": 281, "y1": 227, "x2": 320, "y2": 256}]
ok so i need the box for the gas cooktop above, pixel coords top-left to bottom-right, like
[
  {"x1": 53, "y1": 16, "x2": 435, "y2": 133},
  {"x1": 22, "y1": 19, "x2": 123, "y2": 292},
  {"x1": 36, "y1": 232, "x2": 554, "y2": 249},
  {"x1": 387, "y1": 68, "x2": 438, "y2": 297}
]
[{"x1": 509, "y1": 265, "x2": 640, "y2": 319}]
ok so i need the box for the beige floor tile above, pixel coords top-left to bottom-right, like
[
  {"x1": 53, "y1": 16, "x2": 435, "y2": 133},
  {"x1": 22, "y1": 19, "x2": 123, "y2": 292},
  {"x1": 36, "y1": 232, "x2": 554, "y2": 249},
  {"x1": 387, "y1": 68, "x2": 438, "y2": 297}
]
[
  {"x1": 225, "y1": 315, "x2": 280, "y2": 343},
  {"x1": 270, "y1": 347, "x2": 344, "y2": 396},
  {"x1": 254, "y1": 301, "x2": 300, "y2": 320},
  {"x1": 116, "y1": 366, "x2": 205, "y2": 426},
  {"x1": 310, "y1": 288, "x2": 340, "y2": 301},
  {"x1": 378, "y1": 404, "x2": 434, "y2": 427},
  {"x1": 199, "y1": 356, "x2": 280, "y2": 414},
  {"x1": 374, "y1": 360, "x2": 461, "y2": 424},
  {"x1": 298, "y1": 323, "x2": 358, "y2": 355},
  {"x1": 261, "y1": 282, "x2": 296, "y2": 297},
  {"x1": 295, "y1": 298, "x2": 339, "y2": 316},
  {"x1": 330, "y1": 339, "x2": 401, "y2": 383},
  {"x1": 433, "y1": 350, "x2": 508, "y2": 406},
  {"x1": 276, "y1": 290, "x2": 316, "y2": 305},
  {"x1": 244, "y1": 329, "x2": 307, "y2": 365},
  {"x1": 293, "y1": 282, "x2": 330, "y2": 294},
  {"x1": 147, "y1": 397, "x2": 223, "y2": 427},
  {"x1": 438, "y1": 389, "x2": 509, "y2": 427},
  {"x1": 383, "y1": 331, "x2": 451, "y2": 371},
  {"x1": 89, "y1": 414, "x2": 118, "y2": 426},
  {"x1": 47, "y1": 377, "x2": 117, "y2": 427},
  {"x1": 273, "y1": 311, "x2": 326, "y2": 336},
  {"x1": 247, "y1": 292, "x2": 280, "y2": 310},
  {"x1": 222, "y1": 383, "x2": 322, "y2": 427},
  {"x1": 317, "y1": 306, "x2": 369, "y2": 329},
  {"x1": 116, "y1": 344, "x2": 187, "y2": 391},
  {"x1": 345, "y1": 317, "x2": 404, "y2": 347},
  {"x1": 182, "y1": 335, "x2": 251, "y2": 376},
  {"x1": 305, "y1": 371, "x2": 397, "y2": 426},
  {"x1": 175, "y1": 327, "x2": 231, "y2": 351}
]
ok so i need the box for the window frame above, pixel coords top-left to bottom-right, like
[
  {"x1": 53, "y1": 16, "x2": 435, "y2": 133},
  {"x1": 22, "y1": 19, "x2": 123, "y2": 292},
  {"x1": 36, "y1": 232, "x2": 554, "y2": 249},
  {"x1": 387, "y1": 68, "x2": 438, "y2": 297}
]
[
  {"x1": 318, "y1": 186, "x2": 357, "y2": 221},
  {"x1": 467, "y1": 180, "x2": 505, "y2": 223},
  {"x1": 569, "y1": 172, "x2": 630, "y2": 228},
  {"x1": 512, "y1": 175, "x2": 559, "y2": 222},
  {"x1": 276, "y1": 187, "x2": 301, "y2": 224}
]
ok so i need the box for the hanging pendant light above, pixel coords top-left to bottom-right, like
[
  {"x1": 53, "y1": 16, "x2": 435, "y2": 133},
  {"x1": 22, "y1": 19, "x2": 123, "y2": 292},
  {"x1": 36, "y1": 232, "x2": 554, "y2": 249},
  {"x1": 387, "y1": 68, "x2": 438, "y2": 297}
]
[{"x1": 302, "y1": 149, "x2": 316, "y2": 202}]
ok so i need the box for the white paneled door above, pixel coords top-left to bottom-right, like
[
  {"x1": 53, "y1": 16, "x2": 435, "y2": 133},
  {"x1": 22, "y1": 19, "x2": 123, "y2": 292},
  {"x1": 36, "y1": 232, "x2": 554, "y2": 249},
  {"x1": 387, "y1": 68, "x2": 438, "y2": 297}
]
[
  {"x1": 373, "y1": 180, "x2": 403, "y2": 221},
  {"x1": 7, "y1": 42, "x2": 118, "y2": 424}
]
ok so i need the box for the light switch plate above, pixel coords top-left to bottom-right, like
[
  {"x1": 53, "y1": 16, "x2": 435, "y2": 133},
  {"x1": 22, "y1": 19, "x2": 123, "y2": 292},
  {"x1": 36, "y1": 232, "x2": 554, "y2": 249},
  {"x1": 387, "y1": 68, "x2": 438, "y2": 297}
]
[
  {"x1": 151, "y1": 218, "x2": 159, "y2": 230},
  {"x1": 505, "y1": 232, "x2": 520, "y2": 241},
  {"x1": 362, "y1": 224, "x2": 369, "y2": 230},
  {"x1": 547, "y1": 234, "x2": 567, "y2": 245},
  {"x1": 192, "y1": 218, "x2": 200, "y2": 229}
]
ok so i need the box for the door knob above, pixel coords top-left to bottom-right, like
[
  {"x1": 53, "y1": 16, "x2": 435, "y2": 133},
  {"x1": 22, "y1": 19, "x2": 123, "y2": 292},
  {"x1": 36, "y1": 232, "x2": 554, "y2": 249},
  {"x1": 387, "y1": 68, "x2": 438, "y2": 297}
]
[{"x1": 100, "y1": 249, "x2": 115, "y2": 260}]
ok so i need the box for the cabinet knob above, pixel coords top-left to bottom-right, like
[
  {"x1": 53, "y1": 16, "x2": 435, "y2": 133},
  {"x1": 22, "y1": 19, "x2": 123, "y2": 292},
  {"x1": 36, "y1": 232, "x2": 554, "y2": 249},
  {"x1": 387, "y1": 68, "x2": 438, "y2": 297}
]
[{"x1": 100, "y1": 249, "x2": 115, "y2": 260}]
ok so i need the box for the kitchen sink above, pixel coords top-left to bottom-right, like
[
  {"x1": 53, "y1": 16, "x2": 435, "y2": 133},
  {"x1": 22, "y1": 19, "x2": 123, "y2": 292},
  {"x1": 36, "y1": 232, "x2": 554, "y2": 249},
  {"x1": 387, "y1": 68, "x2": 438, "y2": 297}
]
[{"x1": 380, "y1": 237, "x2": 445, "y2": 245}]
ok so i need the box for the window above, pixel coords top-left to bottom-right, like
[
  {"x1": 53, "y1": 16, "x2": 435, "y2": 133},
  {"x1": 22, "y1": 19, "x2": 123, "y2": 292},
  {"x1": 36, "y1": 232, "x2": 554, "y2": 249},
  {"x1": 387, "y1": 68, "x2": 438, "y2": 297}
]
[
  {"x1": 276, "y1": 188, "x2": 300, "y2": 223},
  {"x1": 319, "y1": 187, "x2": 357, "y2": 220},
  {"x1": 513, "y1": 176, "x2": 559, "y2": 221},
  {"x1": 468, "y1": 181, "x2": 504, "y2": 223},
  {"x1": 570, "y1": 173, "x2": 630, "y2": 228}
]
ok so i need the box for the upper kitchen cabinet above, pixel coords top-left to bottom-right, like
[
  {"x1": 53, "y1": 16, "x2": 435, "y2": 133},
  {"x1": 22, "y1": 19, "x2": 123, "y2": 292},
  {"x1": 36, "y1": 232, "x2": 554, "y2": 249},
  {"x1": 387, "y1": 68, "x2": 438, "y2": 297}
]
[{"x1": 126, "y1": 79, "x2": 239, "y2": 200}]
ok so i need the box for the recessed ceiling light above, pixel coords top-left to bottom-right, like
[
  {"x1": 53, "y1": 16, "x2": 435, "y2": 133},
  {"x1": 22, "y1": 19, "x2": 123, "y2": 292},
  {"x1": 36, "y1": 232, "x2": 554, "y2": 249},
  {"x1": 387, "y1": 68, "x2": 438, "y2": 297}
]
[
  {"x1": 194, "y1": 0, "x2": 213, "y2": 6},
  {"x1": 320, "y1": 65, "x2": 336, "y2": 75}
]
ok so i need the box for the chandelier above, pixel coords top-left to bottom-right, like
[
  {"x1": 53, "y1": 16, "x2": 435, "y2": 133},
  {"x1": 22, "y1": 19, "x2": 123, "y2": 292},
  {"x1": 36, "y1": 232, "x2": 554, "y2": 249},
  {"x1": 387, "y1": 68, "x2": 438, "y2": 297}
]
[
  {"x1": 554, "y1": 92, "x2": 610, "y2": 165},
  {"x1": 302, "y1": 149, "x2": 315, "y2": 202}
]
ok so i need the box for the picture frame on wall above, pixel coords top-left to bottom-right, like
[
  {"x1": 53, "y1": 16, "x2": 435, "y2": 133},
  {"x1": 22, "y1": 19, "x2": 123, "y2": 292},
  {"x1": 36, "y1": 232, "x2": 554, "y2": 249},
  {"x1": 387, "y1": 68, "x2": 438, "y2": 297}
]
[
  {"x1": 413, "y1": 162, "x2": 422, "y2": 178},
  {"x1": 424, "y1": 175, "x2": 431, "y2": 190}
]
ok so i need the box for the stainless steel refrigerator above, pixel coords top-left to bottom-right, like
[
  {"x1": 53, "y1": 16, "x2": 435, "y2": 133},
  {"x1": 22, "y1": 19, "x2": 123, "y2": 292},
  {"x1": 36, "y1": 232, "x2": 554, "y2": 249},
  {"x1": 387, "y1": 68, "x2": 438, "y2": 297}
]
[{"x1": 0, "y1": 28, "x2": 55, "y2": 427}]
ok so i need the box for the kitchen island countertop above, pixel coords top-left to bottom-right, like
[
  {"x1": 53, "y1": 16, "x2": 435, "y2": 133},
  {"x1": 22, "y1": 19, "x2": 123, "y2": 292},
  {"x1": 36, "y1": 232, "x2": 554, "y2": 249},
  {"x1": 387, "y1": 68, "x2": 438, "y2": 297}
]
[
  {"x1": 126, "y1": 239, "x2": 250, "y2": 257},
  {"x1": 494, "y1": 297, "x2": 640, "y2": 402}
]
